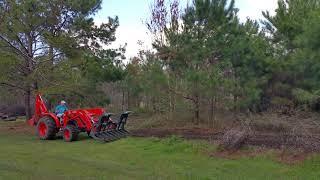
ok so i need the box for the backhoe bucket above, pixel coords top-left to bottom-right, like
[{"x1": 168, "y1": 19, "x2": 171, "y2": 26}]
[{"x1": 90, "y1": 111, "x2": 131, "y2": 142}]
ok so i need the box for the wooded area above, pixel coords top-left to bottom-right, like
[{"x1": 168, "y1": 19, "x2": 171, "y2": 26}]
[{"x1": 1, "y1": 0, "x2": 320, "y2": 129}]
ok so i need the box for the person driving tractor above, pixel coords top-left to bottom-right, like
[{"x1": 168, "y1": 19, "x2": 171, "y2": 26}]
[
  {"x1": 28, "y1": 94, "x2": 131, "y2": 142},
  {"x1": 55, "y1": 100, "x2": 68, "y2": 120}
]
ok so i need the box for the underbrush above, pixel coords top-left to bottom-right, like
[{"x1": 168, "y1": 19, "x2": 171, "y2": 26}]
[{"x1": 129, "y1": 110, "x2": 320, "y2": 134}]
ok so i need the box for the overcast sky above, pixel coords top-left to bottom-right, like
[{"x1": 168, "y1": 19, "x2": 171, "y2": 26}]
[{"x1": 94, "y1": 0, "x2": 278, "y2": 59}]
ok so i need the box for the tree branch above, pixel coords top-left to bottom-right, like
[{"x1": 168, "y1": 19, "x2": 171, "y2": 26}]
[
  {"x1": 169, "y1": 87, "x2": 196, "y2": 103},
  {"x1": 0, "y1": 82, "x2": 26, "y2": 91},
  {"x1": 0, "y1": 34, "x2": 31, "y2": 61},
  {"x1": 15, "y1": 35, "x2": 29, "y2": 54}
]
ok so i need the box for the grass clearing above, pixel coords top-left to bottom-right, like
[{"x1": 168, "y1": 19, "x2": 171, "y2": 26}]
[{"x1": 0, "y1": 122, "x2": 319, "y2": 179}]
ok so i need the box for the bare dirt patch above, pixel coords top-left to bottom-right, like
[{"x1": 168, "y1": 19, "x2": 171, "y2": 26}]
[
  {"x1": 246, "y1": 132, "x2": 320, "y2": 152},
  {"x1": 131, "y1": 128, "x2": 320, "y2": 152},
  {"x1": 131, "y1": 128, "x2": 223, "y2": 141}
]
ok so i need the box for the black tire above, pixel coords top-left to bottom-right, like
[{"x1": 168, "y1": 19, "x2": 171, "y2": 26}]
[
  {"x1": 37, "y1": 117, "x2": 56, "y2": 140},
  {"x1": 63, "y1": 125, "x2": 79, "y2": 142}
]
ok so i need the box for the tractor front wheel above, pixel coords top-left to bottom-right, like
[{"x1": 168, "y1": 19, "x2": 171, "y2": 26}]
[
  {"x1": 37, "y1": 117, "x2": 56, "y2": 140},
  {"x1": 63, "y1": 125, "x2": 79, "y2": 142}
]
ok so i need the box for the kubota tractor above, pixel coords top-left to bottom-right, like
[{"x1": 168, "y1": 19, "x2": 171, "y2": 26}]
[{"x1": 28, "y1": 94, "x2": 130, "y2": 142}]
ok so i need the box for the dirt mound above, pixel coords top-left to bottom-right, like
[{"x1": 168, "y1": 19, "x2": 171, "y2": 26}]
[
  {"x1": 131, "y1": 128, "x2": 320, "y2": 152},
  {"x1": 131, "y1": 128, "x2": 223, "y2": 140},
  {"x1": 246, "y1": 132, "x2": 320, "y2": 152},
  {"x1": 219, "y1": 128, "x2": 250, "y2": 150}
]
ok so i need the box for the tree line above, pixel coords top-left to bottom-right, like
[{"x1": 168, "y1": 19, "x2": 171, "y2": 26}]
[
  {"x1": 124, "y1": 0, "x2": 320, "y2": 124},
  {"x1": 0, "y1": 0, "x2": 320, "y2": 125}
]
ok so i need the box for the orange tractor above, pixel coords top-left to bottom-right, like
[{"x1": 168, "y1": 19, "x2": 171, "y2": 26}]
[{"x1": 28, "y1": 94, "x2": 130, "y2": 142}]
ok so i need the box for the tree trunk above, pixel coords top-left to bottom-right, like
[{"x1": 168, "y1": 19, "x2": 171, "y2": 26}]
[
  {"x1": 127, "y1": 91, "x2": 130, "y2": 110},
  {"x1": 210, "y1": 96, "x2": 218, "y2": 128},
  {"x1": 122, "y1": 88, "x2": 125, "y2": 111},
  {"x1": 152, "y1": 96, "x2": 157, "y2": 113},
  {"x1": 194, "y1": 95, "x2": 200, "y2": 125},
  {"x1": 24, "y1": 88, "x2": 32, "y2": 120},
  {"x1": 209, "y1": 97, "x2": 214, "y2": 127},
  {"x1": 167, "y1": 74, "x2": 173, "y2": 120},
  {"x1": 49, "y1": 46, "x2": 54, "y2": 65},
  {"x1": 213, "y1": 96, "x2": 217, "y2": 127},
  {"x1": 25, "y1": 33, "x2": 34, "y2": 120},
  {"x1": 233, "y1": 94, "x2": 239, "y2": 119}
]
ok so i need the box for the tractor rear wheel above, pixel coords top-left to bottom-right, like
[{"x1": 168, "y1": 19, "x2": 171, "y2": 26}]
[
  {"x1": 37, "y1": 117, "x2": 56, "y2": 140},
  {"x1": 63, "y1": 125, "x2": 79, "y2": 142}
]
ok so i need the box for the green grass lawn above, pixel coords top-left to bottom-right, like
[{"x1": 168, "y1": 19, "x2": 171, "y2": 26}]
[{"x1": 0, "y1": 123, "x2": 319, "y2": 179}]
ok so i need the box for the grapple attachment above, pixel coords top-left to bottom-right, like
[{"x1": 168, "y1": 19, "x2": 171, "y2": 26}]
[{"x1": 90, "y1": 111, "x2": 131, "y2": 142}]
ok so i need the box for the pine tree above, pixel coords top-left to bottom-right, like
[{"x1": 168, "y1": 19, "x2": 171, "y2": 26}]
[{"x1": 0, "y1": 0, "x2": 119, "y2": 119}]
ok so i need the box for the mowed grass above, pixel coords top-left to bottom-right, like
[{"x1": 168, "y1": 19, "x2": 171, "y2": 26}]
[{"x1": 0, "y1": 123, "x2": 319, "y2": 179}]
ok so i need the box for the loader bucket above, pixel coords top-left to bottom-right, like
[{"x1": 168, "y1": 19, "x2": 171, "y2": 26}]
[
  {"x1": 90, "y1": 129, "x2": 129, "y2": 142},
  {"x1": 90, "y1": 111, "x2": 131, "y2": 142}
]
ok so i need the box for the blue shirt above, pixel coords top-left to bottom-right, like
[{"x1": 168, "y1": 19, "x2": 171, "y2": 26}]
[{"x1": 55, "y1": 104, "x2": 68, "y2": 114}]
